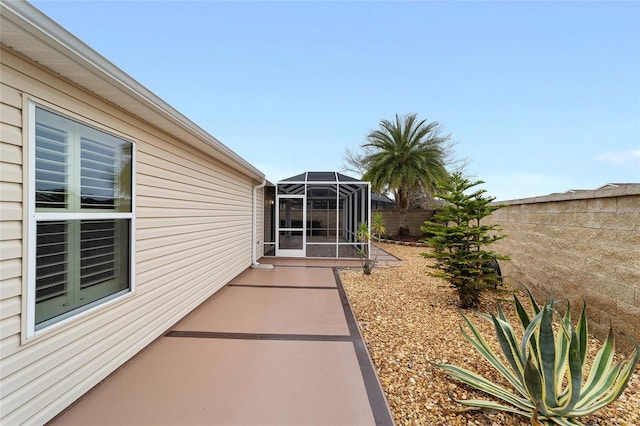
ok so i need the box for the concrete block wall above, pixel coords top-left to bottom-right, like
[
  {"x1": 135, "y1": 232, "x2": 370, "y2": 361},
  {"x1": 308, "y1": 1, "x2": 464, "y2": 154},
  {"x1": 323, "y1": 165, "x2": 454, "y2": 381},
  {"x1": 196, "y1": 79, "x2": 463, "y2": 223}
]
[
  {"x1": 488, "y1": 185, "x2": 640, "y2": 352},
  {"x1": 374, "y1": 209, "x2": 436, "y2": 237}
]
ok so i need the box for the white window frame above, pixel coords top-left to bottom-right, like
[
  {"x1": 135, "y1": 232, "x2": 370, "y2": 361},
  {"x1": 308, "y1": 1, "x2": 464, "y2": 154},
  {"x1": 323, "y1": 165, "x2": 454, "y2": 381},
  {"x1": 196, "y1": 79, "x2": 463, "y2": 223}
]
[{"x1": 25, "y1": 101, "x2": 136, "y2": 339}]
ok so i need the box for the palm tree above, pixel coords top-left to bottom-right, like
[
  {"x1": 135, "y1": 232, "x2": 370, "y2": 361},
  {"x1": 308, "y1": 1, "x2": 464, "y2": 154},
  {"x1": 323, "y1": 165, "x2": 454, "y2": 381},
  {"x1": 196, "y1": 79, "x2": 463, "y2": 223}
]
[{"x1": 362, "y1": 113, "x2": 451, "y2": 237}]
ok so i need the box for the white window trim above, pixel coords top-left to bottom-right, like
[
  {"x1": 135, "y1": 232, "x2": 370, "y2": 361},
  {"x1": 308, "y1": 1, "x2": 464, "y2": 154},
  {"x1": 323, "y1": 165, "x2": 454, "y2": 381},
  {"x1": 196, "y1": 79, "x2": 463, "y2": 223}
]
[{"x1": 25, "y1": 100, "x2": 137, "y2": 340}]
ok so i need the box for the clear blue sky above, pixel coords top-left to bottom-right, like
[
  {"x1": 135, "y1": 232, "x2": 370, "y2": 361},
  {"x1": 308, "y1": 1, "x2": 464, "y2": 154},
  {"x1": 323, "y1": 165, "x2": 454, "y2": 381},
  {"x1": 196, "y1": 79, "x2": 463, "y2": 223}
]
[{"x1": 32, "y1": 0, "x2": 640, "y2": 201}]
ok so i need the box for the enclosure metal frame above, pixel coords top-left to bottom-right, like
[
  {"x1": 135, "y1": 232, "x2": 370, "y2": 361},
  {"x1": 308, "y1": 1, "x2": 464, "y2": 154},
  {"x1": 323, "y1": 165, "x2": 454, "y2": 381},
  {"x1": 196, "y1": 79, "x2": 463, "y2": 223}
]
[{"x1": 271, "y1": 172, "x2": 371, "y2": 258}]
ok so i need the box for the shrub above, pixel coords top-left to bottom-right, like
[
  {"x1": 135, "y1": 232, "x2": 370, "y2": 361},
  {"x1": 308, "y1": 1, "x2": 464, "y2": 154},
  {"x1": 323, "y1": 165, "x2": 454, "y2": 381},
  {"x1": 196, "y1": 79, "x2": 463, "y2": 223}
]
[
  {"x1": 371, "y1": 212, "x2": 386, "y2": 242},
  {"x1": 421, "y1": 172, "x2": 509, "y2": 308},
  {"x1": 356, "y1": 221, "x2": 375, "y2": 274},
  {"x1": 433, "y1": 290, "x2": 640, "y2": 426}
]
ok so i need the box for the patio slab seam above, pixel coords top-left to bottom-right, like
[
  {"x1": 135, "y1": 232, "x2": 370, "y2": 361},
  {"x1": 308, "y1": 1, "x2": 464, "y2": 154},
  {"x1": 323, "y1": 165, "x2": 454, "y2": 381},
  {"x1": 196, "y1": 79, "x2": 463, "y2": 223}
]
[
  {"x1": 227, "y1": 284, "x2": 337, "y2": 290},
  {"x1": 165, "y1": 331, "x2": 353, "y2": 342}
]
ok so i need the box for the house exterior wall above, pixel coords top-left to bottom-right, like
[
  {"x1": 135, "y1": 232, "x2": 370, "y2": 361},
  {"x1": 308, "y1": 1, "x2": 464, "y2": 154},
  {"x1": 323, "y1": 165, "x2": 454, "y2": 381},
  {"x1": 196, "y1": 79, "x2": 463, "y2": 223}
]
[
  {"x1": 256, "y1": 184, "x2": 265, "y2": 259},
  {"x1": 488, "y1": 186, "x2": 640, "y2": 352},
  {"x1": 0, "y1": 47, "x2": 261, "y2": 424}
]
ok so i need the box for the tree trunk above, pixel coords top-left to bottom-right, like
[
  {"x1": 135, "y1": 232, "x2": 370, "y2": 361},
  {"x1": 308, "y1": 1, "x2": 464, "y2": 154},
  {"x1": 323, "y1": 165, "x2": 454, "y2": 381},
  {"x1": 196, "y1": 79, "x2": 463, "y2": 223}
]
[
  {"x1": 396, "y1": 190, "x2": 410, "y2": 237},
  {"x1": 398, "y1": 207, "x2": 410, "y2": 238}
]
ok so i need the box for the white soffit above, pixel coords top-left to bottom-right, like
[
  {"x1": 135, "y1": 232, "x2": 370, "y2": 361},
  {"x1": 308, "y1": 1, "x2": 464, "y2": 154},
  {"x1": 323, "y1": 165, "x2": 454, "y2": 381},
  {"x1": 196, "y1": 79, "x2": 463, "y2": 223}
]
[{"x1": 0, "y1": 0, "x2": 264, "y2": 181}]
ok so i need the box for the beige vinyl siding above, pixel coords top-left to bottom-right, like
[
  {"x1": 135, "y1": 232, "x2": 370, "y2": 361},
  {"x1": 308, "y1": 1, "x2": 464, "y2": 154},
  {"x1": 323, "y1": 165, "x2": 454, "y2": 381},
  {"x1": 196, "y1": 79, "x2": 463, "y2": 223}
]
[
  {"x1": 1, "y1": 47, "x2": 259, "y2": 425},
  {"x1": 257, "y1": 185, "x2": 265, "y2": 258},
  {"x1": 1, "y1": 79, "x2": 24, "y2": 387}
]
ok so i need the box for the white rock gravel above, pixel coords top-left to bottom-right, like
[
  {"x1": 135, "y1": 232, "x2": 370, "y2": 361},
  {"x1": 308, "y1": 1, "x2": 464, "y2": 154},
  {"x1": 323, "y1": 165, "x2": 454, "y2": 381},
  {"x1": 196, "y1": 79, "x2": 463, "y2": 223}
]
[{"x1": 340, "y1": 243, "x2": 640, "y2": 426}]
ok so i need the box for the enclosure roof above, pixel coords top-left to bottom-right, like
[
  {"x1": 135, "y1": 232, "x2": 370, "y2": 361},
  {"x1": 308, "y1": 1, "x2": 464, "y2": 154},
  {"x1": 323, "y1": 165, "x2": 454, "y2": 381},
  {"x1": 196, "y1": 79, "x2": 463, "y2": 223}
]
[
  {"x1": 372, "y1": 193, "x2": 394, "y2": 204},
  {"x1": 277, "y1": 172, "x2": 369, "y2": 198},
  {"x1": 280, "y1": 172, "x2": 363, "y2": 183}
]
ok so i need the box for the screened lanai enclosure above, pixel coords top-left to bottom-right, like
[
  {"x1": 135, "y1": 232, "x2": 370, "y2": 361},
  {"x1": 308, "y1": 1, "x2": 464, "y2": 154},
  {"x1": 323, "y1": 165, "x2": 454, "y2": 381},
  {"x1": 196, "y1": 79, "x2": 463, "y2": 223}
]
[{"x1": 263, "y1": 172, "x2": 371, "y2": 258}]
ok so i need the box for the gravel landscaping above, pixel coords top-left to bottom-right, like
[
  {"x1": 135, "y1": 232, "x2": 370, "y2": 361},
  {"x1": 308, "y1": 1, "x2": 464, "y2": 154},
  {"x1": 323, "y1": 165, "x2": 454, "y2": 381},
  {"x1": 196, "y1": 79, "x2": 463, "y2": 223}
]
[{"x1": 340, "y1": 243, "x2": 640, "y2": 426}]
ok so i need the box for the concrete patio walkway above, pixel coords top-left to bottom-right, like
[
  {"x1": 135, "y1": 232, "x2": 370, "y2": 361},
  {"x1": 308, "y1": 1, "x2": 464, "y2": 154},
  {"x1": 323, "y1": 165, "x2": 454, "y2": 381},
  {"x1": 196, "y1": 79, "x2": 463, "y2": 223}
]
[{"x1": 49, "y1": 250, "x2": 397, "y2": 426}]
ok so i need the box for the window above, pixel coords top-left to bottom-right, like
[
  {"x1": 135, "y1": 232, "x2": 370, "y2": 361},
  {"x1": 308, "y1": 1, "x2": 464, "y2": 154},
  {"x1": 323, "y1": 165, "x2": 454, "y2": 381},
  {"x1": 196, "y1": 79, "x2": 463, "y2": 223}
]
[{"x1": 28, "y1": 105, "x2": 134, "y2": 334}]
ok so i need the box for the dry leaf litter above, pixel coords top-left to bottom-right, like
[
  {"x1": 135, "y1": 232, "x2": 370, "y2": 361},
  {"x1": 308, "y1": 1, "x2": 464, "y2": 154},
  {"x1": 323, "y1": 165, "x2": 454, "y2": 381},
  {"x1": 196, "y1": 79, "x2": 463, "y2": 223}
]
[{"x1": 340, "y1": 243, "x2": 640, "y2": 426}]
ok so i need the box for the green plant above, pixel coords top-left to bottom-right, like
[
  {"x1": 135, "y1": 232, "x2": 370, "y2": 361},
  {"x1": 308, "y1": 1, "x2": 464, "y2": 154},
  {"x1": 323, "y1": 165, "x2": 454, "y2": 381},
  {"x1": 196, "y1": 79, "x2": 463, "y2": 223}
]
[
  {"x1": 361, "y1": 113, "x2": 451, "y2": 236},
  {"x1": 433, "y1": 290, "x2": 640, "y2": 426},
  {"x1": 421, "y1": 172, "x2": 509, "y2": 308},
  {"x1": 371, "y1": 212, "x2": 386, "y2": 242},
  {"x1": 356, "y1": 221, "x2": 375, "y2": 274}
]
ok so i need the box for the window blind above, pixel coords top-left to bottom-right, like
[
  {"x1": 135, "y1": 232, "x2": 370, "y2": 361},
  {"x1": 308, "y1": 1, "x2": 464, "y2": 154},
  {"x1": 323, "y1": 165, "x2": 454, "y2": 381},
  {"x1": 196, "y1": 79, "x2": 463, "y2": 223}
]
[
  {"x1": 35, "y1": 122, "x2": 69, "y2": 209},
  {"x1": 81, "y1": 137, "x2": 116, "y2": 209},
  {"x1": 36, "y1": 221, "x2": 68, "y2": 303},
  {"x1": 80, "y1": 220, "x2": 118, "y2": 289}
]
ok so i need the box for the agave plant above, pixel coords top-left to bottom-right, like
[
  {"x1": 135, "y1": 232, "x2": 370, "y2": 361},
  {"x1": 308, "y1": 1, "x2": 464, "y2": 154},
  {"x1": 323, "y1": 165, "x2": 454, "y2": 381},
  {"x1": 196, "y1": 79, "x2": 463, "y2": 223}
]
[{"x1": 433, "y1": 290, "x2": 640, "y2": 426}]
